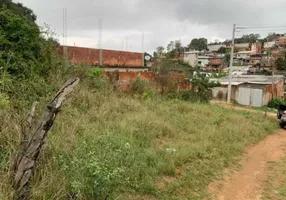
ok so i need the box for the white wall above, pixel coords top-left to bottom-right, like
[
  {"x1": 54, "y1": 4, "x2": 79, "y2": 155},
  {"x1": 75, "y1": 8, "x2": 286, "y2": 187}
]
[{"x1": 184, "y1": 54, "x2": 198, "y2": 67}]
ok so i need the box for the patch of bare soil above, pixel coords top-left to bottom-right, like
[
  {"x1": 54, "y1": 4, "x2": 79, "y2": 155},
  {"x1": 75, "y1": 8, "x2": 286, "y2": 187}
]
[{"x1": 209, "y1": 130, "x2": 286, "y2": 200}]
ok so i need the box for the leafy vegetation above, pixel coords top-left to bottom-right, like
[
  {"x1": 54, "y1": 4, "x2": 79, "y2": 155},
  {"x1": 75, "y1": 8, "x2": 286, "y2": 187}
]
[
  {"x1": 0, "y1": 2, "x2": 61, "y2": 108},
  {"x1": 0, "y1": 0, "x2": 36, "y2": 22},
  {"x1": 189, "y1": 38, "x2": 207, "y2": 51},
  {"x1": 268, "y1": 98, "x2": 286, "y2": 109},
  {"x1": 0, "y1": 81, "x2": 278, "y2": 199},
  {"x1": 276, "y1": 58, "x2": 286, "y2": 71}
]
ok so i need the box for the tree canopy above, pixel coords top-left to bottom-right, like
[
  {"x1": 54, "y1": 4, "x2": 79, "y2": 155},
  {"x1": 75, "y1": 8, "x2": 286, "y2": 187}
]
[
  {"x1": 165, "y1": 40, "x2": 184, "y2": 58},
  {"x1": 276, "y1": 58, "x2": 286, "y2": 70},
  {"x1": 156, "y1": 46, "x2": 165, "y2": 56},
  {"x1": 0, "y1": 0, "x2": 36, "y2": 22},
  {"x1": 189, "y1": 38, "x2": 207, "y2": 51},
  {"x1": 0, "y1": 3, "x2": 55, "y2": 79},
  {"x1": 217, "y1": 47, "x2": 226, "y2": 54}
]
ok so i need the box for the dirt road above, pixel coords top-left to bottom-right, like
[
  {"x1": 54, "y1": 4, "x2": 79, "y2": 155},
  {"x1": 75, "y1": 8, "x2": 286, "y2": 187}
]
[{"x1": 209, "y1": 130, "x2": 286, "y2": 200}]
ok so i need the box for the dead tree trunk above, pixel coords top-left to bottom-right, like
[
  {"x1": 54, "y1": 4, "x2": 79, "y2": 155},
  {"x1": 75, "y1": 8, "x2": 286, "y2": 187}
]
[{"x1": 10, "y1": 78, "x2": 80, "y2": 200}]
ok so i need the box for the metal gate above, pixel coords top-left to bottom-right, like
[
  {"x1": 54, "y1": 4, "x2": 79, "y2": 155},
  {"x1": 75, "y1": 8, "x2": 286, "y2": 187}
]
[
  {"x1": 251, "y1": 89, "x2": 263, "y2": 107},
  {"x1": 237, "y1": 87, "x2": 263, "y2": 107}
]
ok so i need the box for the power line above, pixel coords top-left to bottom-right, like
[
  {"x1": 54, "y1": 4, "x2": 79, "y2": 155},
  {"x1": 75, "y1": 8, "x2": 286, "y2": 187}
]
[
  {"x1": 237, "y1": 25, "x2": 286, "y2": 29},
  {"x1": 236, "y1": 29, "x2": 286, "y2": 32}
]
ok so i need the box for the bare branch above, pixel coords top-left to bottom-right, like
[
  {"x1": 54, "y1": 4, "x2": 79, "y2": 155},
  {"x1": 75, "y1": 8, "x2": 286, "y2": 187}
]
[{"x1": 11, "y1": 78, "x2": 80, "y2": 200}]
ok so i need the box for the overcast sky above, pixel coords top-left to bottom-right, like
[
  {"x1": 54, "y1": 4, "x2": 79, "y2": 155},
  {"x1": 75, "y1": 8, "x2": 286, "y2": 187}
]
[{"x1": 15, "y1": 0, "x2": 286, "y2": 53}]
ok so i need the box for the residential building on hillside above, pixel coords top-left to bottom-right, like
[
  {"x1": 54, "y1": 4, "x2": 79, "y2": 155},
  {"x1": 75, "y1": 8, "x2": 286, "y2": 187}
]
[
  {"x1": 184, "y1": 52, "x2": 198, "y2": 67},
  {"x1": 260, "y1": 57, "x2": 272, "y2": 69},
  {"x1": 264, "y1": 41, "x2": 275, "y2": 50},
  {"x1": 198, "y1": 56, "x2": 210, "y2": 69},
  {"x1": 235, "y1": 43, "x2": 250, "y2": 51},
  {"x1": 251, "y1": 43, "x2": 262, "y2": 54},
  {"x1": 207, "y1": 58, "x2": 226, "y2": 71},
  {"x1": 249, "y1": 54, "x2": 262, "y2": 66},
  {"x1": 277, "y1": 34, "x2": 286, "y2": 47}
]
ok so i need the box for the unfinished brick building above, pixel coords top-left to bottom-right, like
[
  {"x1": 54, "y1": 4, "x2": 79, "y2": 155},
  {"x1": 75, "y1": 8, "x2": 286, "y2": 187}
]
[{"x1": 60, "y1": 46, "x2": 144, "y2": 67}]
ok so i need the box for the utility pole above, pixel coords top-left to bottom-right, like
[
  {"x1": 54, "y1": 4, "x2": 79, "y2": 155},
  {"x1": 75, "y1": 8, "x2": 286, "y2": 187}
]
[
  {"x1": 271, "y1": 50, "x2": 275, "y2": 98},
  {"x1": 227, "y1": 24, "x2": 236, "y2": 104},
  {"x1": 98, "y1": 18, "x2": 103, "y2": 66},
  {"x1": 142, "y1": 32, "x2": 144, "y2": 67},
  {"x1": 62, "y1": 8, "x2": 68, "y2": 66}
]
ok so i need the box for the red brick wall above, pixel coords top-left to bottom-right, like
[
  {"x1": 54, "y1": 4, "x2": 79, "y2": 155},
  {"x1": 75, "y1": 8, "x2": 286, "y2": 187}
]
[
  {"x1": 103, "y1": 71, "x2": 190, "y2": 92},
  {"x1": 60, "y1": 46, "x2": 143, "y2": 67}
]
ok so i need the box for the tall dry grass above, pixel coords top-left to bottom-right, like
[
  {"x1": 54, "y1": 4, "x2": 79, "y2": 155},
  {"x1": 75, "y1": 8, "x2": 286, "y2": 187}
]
[{"x1": 0, "y1": 75, "x2": 278, "y2": 199}]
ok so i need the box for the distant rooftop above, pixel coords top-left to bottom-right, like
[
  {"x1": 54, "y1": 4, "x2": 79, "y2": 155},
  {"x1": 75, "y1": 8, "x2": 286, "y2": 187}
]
[{"x1": 211, "y1": 75, "x2": 284, "y2": 86}]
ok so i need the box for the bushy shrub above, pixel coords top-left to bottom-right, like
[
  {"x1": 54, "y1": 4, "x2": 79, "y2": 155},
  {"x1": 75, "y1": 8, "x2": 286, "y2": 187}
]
[
  {"x1": 268, "y1": 98, "x2": 286, "y2": 109},
  {"x1": 180, "y1": 90, "x2": 210, "y2": 102},
  {"x1": 90, "y1": 67, "x2": 103, "y2": 77},
  {"x1": 58, "y1": 135, "x2": 134, "y2": 199},
  {"x1": 131, "y1": 78, "x2": 152, "y2": 95}
]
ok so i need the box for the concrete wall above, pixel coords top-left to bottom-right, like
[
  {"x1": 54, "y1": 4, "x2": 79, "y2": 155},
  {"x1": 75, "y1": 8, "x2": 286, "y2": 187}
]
[
  {"x1": 184, "y1": 54, "x2": 198, "y2": 67},
  {"x1": 263, "y1": 80, "x2": 284, "y2": 105},
  {"x1": 212, "y1": 85, "x2": 239, "y2": 102},
  {"x1": 60, "y1": 46, "x2": 143, "y2": 67},
  {"x1": 212, "y1": 87, "x2": 228, "y2": 101}
]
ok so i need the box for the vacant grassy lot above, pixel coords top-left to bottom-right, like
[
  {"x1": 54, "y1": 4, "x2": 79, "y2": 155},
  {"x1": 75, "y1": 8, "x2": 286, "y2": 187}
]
[
  {"x1": 263, "y1": 157, "x2": 286, "y2": 200},
  {"x1": 0, "y1": 84, "x2": 278, "y2": 200}
]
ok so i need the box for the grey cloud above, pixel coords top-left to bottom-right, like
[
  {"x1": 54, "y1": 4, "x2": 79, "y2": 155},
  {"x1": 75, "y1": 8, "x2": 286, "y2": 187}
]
[{"x1": 15, "y1": 0, "x2": 286, "y2": 53}]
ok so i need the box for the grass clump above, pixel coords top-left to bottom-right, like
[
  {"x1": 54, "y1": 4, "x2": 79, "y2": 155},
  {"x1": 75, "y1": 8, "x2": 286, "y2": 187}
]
[{"x1": 263, "y1": 157, "x2": 286, "y2": 200}]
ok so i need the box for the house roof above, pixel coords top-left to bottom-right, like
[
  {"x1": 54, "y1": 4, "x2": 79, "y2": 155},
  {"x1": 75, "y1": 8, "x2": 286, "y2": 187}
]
[
  {"x1": 235, "y1": 43, "x2": 250, "y2": 48},
  {"x1": 213, "y1": 75, "x2": 284, "y2": 86},
  {"x1": 219, "y1": 81, "x2": 244, "y2": 86},
  {"x1": 207, "y1": 44, "x2": 226, "y2": 52},
  {"x1": 198, "y1": 56, "x2": 210, "y2": 59}
]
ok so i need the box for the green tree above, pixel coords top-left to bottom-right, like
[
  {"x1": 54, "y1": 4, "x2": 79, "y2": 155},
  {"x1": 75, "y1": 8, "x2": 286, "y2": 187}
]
[
  {"x1": 217, "y1": 47, "x2": 226, "y2": 54},
  {"x1": 236, "y1": 34, "x2": 260, "y2": 43},
  {"x1": 189, "y1": 38, "x2": 207, "y2": 51},
  {"x1": 276, "y1": 58, "x2": 286, "y2": 70},
  {"x1": 156, "y1": 46, "x2": 165, "y2": 56},
  {"x1": 166, "y1": 40, "x2": 184, "y2": 58},
  {"x1": 174, "y1": 40, "x2": 182, "y2": 49},
  {"x1": 0, "y1": 6, "x2": 43, "y2": 78},
  {"x1": 266, "y1": 32, "x2": 279, "y2": 42},
  {"x1": 167, "y1": 41, "x2": 174, "y2": 52},
  {"x1": 0, "y1": 0, "x2": 36, "y2": 22},
  {"x1": 153, "y1": 52, "x2": 158, "y2": 58}
]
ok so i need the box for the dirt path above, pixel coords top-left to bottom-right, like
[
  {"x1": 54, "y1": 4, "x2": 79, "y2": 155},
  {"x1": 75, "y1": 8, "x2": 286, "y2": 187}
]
[
  {"x1": 211, "y1": 101, "x2": 277, "y2": 118},
  {"x1": 209, "y1": 130, "x2": 286, "y2": 200}
]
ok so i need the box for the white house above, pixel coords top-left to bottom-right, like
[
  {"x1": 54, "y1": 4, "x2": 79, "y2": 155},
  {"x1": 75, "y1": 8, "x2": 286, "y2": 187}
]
[{"x1": 184, "y1": 52, "x2": 198, "y2": 67}]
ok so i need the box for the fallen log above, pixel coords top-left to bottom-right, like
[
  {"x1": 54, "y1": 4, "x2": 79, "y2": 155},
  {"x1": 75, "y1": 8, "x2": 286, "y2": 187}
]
[{"x1": 10, "y1": 78, "x2": 80, "y2": 200}]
